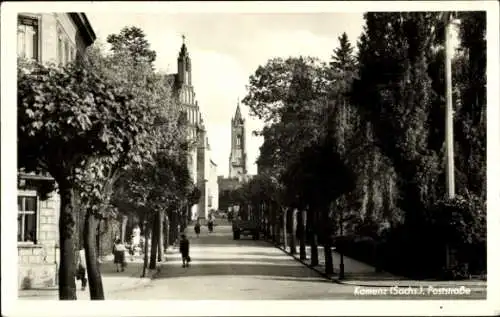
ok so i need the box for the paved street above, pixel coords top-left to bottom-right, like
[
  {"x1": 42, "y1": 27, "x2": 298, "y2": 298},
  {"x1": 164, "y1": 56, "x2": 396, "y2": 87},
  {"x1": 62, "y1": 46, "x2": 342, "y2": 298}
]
[{"x1": 108, "y1": 225, "x2": 485, "y2": 300}]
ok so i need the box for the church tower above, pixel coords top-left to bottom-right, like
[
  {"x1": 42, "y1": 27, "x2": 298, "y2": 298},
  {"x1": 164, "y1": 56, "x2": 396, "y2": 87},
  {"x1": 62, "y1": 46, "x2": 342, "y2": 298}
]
[
  {"x1": 177, "y1": 35, "x2": 192, "y2": 86},
  {"x1": 228, "y1": 99, "x2": 247, "y2": 181}
]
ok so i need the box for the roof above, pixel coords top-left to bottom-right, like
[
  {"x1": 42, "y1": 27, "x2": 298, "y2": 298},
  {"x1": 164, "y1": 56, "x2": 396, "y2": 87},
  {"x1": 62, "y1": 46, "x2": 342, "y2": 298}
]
[
  {"x1": 69, "y1": 13, "x2": 96, "y2": 46},
  {"x1": 233, "y1": 99, "x2": 243, "y2": 122}
]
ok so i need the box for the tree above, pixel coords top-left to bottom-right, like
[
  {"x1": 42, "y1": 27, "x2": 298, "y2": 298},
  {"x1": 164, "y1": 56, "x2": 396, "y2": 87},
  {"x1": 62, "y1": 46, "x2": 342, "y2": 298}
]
[
  {"x1": 18, "y1": 58, "x2": 150, "y2": 299},
  {"x1": 353, "y1": 12, "x2": 443, "y2": 221},
  {"x1": 107, "y1": 26, "x2": 157, "y2": 65},
  {"x1": 350, "y1": 12, "x2": 482, "y2": 277},
  {"x1": 75, "y1": 27, "x2": 180, "y2": 298},
  {"x1": 244, "y1": 54, "x2": 360, "y2": 270},
  {"x1": 454, "y1": 12, "x2": 486, "y2": 199}
]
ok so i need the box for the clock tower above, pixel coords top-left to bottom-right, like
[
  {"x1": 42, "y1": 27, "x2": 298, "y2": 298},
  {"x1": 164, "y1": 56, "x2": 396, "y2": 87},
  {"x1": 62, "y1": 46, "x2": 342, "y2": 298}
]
[{"x1": 228, "y1": 99, "x2": 247, "y2": 181}]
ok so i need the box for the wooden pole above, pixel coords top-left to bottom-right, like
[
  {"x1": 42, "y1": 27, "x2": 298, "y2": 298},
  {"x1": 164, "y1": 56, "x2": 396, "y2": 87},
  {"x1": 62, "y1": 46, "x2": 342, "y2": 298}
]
[
  {"x1": 444, "y1": 12, "x2": 455, "y2": 270},
  {"x1": 445, "y1": 12, "x2": 456, "y2": 199}
]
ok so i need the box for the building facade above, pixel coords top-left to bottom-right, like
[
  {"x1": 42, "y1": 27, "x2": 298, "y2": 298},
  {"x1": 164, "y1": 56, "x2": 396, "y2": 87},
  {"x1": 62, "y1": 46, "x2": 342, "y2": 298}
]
[
  {"x1": 166, "y1": 39, "x2": 218, "y2": 219},
  {"x1": 17, "y1": 13, "x2": 96, "y2": 290}
]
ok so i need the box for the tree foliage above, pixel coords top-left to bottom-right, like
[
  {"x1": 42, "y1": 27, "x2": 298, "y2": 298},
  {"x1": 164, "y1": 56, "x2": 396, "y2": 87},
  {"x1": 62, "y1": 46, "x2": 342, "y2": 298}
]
[
  {"x1": 239, "y1": 12, "x2": 486, "y2": 278},
  {"x1": 17, "y1": 54, "x2": 152, "y2": 299},
  {"x1": 107, "y1": 26, "x2": 157, "y2": 65}
]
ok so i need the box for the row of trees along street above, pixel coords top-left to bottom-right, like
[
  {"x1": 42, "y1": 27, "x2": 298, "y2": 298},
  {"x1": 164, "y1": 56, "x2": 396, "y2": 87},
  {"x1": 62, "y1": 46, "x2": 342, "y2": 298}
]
[
  {"x1": 236, "y1": 12, "x2": 486, "y2": 280},
  {"x1": 18, "y1": 26, "x2": 201, "y2": 300}
]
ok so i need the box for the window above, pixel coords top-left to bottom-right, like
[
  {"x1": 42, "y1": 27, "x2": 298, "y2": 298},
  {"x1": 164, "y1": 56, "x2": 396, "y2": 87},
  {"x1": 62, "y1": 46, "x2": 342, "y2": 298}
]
[
  {"x1": 18, "y1": 195, "x2": 38, "y2": 243},
  {"x1": 17, "y1": 16, "x2": 39, "y2": 60},
  {"x1": 56, "y1": 23, "x2": 76, "y2": 66},
  {"x1": 57, "y1": 33, "x2": 64, "y2": 65},
  {"x1": 64, "y1": 40, "x2": 69, "y2": 65},
  {"x1": 236, "y1": 135, "x2": 241, "y2": 146}
]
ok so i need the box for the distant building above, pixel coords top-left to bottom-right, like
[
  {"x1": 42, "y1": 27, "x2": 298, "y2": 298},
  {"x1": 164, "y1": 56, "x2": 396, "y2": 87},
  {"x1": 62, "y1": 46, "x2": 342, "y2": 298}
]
[
  {"x1": 218, "y1": 101, "x2": 257, "y2": 210},
  {"x1": 17, "y1": 13, "x2": 96, "y2": 290},
  {"x1": 218, "y1": 100, "x2": 249, "y2": 191},
  {"x1": 166, "y1": 37, "x2": 218, "y2": 219},
  {"x1": 228, "y1": 100, "x2": 247, "y2": 181}
]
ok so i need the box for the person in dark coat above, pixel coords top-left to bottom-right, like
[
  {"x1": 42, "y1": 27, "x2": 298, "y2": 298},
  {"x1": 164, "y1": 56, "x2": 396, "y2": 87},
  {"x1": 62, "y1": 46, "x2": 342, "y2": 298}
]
[
  {"x1": 179, "y1": 234, "x2": 190, "y2": 268},
  {"x1": 207, "y1": 213, "x2": 214, "y2": 233},
  {"x1": 194, "y1": 218, "x2": 201, "y2": 238}
]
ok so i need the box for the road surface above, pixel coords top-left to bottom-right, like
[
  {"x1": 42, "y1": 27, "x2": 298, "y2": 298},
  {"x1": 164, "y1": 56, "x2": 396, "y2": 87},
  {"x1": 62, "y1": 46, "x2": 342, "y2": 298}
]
[{"x1": 108, "y1": 225, "x2": 485, "y2": 300}]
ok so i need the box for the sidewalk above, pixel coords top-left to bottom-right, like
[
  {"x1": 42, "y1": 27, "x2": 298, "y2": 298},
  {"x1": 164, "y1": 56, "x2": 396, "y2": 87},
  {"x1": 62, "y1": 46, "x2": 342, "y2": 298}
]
[
  {"x1": 17, "y1": 249, "x2": 172, "y2": 300},
  {"x1": 273, "y1": 242, "x2": 487, "y2": 290}
]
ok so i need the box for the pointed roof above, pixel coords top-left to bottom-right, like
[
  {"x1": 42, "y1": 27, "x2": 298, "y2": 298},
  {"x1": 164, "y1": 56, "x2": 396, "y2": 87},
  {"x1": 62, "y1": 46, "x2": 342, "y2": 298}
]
[
  {"x1": 178, "y1": 34, "x2": 189, "y2": 58},
  {"x1": 234, "y1": 98, "x2": 243, "y2": 122}
]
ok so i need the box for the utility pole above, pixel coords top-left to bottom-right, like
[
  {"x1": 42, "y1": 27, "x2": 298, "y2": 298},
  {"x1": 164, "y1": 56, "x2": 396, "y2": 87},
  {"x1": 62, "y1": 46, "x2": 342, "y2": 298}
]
[
  {"x1": 444, "y1": 12, "x2": 456, "y2": 270},
  {"x1": 445, "y1": 12, "x2": 456, "y2": 200}
]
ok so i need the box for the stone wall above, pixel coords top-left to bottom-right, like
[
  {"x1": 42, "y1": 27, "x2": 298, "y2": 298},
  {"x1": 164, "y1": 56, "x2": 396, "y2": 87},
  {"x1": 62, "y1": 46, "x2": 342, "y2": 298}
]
[{"x1": 17, "y1": 189, "x2": 59, "y2": 290}]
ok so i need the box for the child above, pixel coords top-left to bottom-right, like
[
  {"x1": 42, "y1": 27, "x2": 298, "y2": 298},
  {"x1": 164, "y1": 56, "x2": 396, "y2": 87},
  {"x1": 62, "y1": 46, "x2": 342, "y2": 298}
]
[
  {"x1": 179, "y1": 234, "x2": 190, "y2": 268},
  {"x1": 113, "y1": 238, "x2": 127, "y2": 272}
]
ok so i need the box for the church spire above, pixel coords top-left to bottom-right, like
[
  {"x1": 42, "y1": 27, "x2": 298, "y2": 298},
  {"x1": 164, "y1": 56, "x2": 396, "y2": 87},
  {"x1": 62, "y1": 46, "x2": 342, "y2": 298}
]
[
  {"x1": 177, "y1": 34, "x2": 191, "y2": 85},
  {"x1": 178, "y1": 34, "x2": 188, "y2": 58},
  {"x1": 234, "y1": 98, "x2": 242, "y2": 122}
]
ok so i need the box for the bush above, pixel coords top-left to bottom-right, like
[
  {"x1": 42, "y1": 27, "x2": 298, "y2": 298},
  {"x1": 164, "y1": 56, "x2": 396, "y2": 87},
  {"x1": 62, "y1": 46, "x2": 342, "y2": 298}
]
[
  {"x1": 334, "y1": 235, "x2": 378, "y2": 267},
  {"x1": 426, "y1": 194, "x2": 485, "y2": 247},
  {"x1": 376, "y1": 194, "x2": 486, "y2": 279}
]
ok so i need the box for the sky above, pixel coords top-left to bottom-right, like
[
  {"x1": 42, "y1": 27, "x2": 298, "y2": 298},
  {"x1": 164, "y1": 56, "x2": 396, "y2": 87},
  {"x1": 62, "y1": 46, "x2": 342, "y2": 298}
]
[{"x1": 85, "y1": 12, "x2": 366, "y2": 177}]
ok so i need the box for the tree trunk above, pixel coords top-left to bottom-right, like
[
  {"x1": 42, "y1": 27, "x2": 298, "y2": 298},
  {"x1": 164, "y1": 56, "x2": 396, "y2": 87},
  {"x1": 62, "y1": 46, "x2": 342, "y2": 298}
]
[
  {"x1": 299, "y1": 209, "x2": 307, "y2": 260},
  {"x1": 84, "y1": 211, "x2": 105, "y2": 300},
  {"x1": 309, "y1": 207, "x2": 319, "y2": 267},
  {"x1": 121, "y1": 215, "x2": 128, "y2": 243},
  {"x1": 274, "y1": 206, "x2": 280, "y2": 244},
  {"x1": 290, "y1": 208, "x2": 297, "y2": 255},
  {"x1": 166, "y1": 214, "x2": 171, "y2": 246},
  {"x1": 322, "y1": 207, "x2": 334, "y2": 275},
  {"x1": 270, "y1": 204, "x2": 276, "y2": 242},
  {"x1": 173, "y1": 212, "x2": 179, "y2": 243},
  {"x1": 149, "y1": 212, "x2": 160, "y2": 270},
  {"x1": 283, "y1": 208, "x2": 287, "y2": 249},
  {"x1": 142, "y1": 222, "x2": 150, "y2": 278},
  {"x1": 158, "y1": 210, "x2": 164, "y2": 262},
  {"x1": 58, "y1": 186, "x2": 78, "y2": 300},
  {"x1": 96, "y1": 220, "x2": 101, "y2": 261}
]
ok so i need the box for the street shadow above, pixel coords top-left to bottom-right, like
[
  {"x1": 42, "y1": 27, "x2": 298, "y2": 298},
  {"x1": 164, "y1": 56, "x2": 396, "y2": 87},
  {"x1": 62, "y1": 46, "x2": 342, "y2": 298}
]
[
  {"x1": 98, "y1": 261, "x2": 143, "y2": 277},
  {"x1": 155, "y1": 257, "x2": 325, "y2": 280},
  {"x1": 242, "y1": 252, "x2": 292, "y2": 257},
  {"x1": 186, "y1": 257, "x2": 294, "y2": 263},
  {"x1": 251, "y1": 276, "x2": 334, "y2": 284}
]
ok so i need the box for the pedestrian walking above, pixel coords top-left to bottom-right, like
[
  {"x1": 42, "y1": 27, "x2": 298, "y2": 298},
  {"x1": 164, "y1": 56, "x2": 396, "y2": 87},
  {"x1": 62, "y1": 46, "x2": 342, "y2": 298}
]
[
  {"x1": 113, "y1": 238, "x2": 127, "y2": 272},
  {"x1": 75, "y1": 248, "x2": 87, "y2": 291},
  {"x1": 179, "y1": 234, "x2": 191, "y2": 268},
  {"x1": 194, "y1": 218, "x2": 201, "y2": 238},
  {"x1": 207, "y1": 213, "x2": 214, "y2": 233}
]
